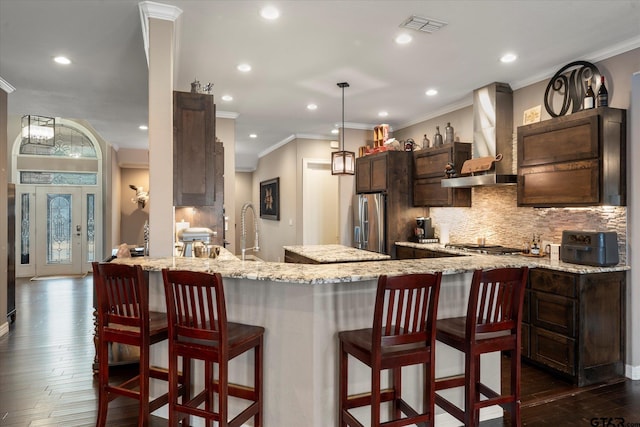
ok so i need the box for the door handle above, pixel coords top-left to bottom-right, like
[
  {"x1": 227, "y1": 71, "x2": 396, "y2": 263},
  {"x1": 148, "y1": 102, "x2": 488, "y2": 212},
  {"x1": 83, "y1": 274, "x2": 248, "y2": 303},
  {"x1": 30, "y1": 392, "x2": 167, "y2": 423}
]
[{"x1": 76, "y1": 224, "x2": 81, "y2": 236}]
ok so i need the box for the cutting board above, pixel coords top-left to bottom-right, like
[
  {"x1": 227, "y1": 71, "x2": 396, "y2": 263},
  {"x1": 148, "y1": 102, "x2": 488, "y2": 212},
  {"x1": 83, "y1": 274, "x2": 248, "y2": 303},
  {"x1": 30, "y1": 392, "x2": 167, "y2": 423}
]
[{"x1": 460, "y1": 154, "x2": 503, "y2": 174}]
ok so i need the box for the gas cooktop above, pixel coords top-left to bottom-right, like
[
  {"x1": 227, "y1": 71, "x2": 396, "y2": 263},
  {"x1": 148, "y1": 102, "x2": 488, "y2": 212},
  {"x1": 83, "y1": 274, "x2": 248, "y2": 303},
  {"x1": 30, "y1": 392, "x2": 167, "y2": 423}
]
[{"x1": 445, "y1": 243, "x2": 523, "y2": 255}]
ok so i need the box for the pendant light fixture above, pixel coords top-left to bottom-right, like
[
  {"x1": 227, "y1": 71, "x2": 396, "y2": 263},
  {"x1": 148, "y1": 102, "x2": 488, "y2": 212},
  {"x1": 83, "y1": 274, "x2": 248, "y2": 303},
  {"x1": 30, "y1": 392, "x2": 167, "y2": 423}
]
[{"x1": 331, "y1": 82, "x2": 355, "y2": 175}]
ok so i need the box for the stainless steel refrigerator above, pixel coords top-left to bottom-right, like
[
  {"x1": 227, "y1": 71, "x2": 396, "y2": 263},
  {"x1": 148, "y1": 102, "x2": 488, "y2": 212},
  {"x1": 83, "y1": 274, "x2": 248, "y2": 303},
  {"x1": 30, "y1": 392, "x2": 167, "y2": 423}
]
[{"x1": 353, "y1": 193, "x2": 386, "y2": 254}]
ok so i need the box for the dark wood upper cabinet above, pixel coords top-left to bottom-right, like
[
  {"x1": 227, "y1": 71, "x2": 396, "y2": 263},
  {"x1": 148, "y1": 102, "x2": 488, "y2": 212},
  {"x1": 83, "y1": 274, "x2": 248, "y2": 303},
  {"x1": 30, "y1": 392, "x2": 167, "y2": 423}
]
[
  {"x1": 173, "y1": 91, "x2": 223, "y2": 207},
  {"x1": 412, "y1": 142, "x2": 471, "y2": 207},
  {"x1": 355, "y1": 151, "x2": 412, "y2": 194},
  {"x1": 517, "y1": 107, "x2": 626, "y2": 207}
]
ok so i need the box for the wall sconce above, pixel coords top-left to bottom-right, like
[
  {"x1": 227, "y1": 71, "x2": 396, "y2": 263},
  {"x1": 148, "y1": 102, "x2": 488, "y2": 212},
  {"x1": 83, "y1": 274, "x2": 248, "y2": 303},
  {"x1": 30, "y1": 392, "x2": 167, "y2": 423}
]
[
  {"x1": 21, "y1": 115, "x2": 55, "y2": 146},
  {"x1": 331, "y1": 82, "x2": 355, "y2": 175}
]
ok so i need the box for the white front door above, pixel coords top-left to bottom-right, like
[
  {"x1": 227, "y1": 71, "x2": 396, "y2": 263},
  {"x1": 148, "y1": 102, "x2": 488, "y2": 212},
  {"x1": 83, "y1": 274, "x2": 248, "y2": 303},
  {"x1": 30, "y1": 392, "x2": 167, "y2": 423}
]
[{"x1": 34, "y1": 186, "x2": 84, "y2": 276}]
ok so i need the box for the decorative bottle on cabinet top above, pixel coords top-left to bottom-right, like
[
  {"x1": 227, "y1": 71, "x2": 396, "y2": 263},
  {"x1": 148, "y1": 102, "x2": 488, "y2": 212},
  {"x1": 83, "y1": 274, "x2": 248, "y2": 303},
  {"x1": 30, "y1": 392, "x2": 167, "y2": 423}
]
[
  {"x1": 597, "y1": 75, "x2": 608, "y2": 107},
  {"x1": 444, "y1": 122, "x2": 454, "y2": 144},
  {"x1": 433, "y1": 126, "x2": 443, "y2": 146},
  {"x1": 583, "y1": 78, "x2": 595, "y2": 110}
]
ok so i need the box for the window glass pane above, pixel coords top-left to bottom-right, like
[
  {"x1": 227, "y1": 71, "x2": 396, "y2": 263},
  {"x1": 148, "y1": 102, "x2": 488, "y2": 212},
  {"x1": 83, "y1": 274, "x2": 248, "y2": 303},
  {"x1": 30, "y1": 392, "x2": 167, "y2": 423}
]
[
  {"x1": 47, "y1": 194, "x2": 72, "y2": 265},
  {"x1": 20, "y1": 171, "x2": 97, "y2": 186},
  {"x1": 20, "y1": 193, "x2": 30, "y2": 265},
  {"x1": 20, "y1": 123, "x2": 97, "y2": 158},
  {"x1": 87, "y1": 194, "x2": 95, "y2": 262}
]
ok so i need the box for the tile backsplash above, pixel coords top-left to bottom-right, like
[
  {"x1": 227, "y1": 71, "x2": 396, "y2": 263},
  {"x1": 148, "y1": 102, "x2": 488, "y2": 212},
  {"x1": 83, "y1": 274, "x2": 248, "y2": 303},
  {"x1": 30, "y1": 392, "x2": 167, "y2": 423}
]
[{"x1": 428, "y1": 186, "x2": 627, "y2": 263}]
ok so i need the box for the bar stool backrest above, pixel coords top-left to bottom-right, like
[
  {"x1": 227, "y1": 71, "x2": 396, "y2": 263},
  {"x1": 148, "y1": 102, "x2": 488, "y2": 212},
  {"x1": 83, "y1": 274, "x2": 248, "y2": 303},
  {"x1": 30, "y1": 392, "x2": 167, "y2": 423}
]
[
  {"x1": 162, "y1": 270, "x2": 228, "y2": 347},
  {"x1": 93, "y1": 262, "x2": 149, "y2": 330},
  {"x1": 373, "y1": 272, "x2": 442, "y2": 348},
  {"x1": 466, "y1": 267, "x2": 529, "y2": 340}
]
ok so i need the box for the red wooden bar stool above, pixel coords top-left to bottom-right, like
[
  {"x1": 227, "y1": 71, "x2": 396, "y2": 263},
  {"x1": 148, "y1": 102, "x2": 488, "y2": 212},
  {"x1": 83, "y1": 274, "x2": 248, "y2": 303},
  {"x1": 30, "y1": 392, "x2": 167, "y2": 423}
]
[
  {"x1": 338, "y1": 272, "x2": 442, "y2": 427},
  {"x1": 92, "y1": 261, "x2": 180, "y2": 427},
  {"x1": 162, "y1": 269, "x2": 264, "y2": 427},
  {"x1": 435, "y1": 267, "x2": 529, "y2": 427}
]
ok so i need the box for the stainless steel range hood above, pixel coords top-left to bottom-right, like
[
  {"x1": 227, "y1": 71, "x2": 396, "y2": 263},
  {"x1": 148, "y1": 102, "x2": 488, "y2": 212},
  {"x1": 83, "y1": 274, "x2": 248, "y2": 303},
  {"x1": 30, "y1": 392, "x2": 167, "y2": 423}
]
[{"x1": 442, "y1": 82, "x2": 517, "y2": 188}]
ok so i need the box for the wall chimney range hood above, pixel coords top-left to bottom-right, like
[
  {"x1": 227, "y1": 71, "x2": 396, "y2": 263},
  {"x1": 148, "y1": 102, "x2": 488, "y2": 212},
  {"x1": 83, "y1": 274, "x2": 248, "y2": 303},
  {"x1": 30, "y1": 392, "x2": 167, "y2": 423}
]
[{"x1": 442, "y1": 82, "x2": 517, "y2": 188}]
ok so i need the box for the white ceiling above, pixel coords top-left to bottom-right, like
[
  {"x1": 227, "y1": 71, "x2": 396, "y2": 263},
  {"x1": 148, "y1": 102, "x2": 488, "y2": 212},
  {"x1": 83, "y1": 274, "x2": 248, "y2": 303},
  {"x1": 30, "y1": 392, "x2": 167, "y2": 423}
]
[{"x1": 2, "y1": 0, "x2": 639, "y2": 171}]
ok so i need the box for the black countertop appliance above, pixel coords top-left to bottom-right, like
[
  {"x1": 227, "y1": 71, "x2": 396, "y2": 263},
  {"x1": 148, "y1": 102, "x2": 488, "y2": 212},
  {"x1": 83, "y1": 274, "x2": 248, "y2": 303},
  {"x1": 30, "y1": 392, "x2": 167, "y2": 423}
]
[{"x1": 560, "y1": 230, "x2": 619, "y2": 266}]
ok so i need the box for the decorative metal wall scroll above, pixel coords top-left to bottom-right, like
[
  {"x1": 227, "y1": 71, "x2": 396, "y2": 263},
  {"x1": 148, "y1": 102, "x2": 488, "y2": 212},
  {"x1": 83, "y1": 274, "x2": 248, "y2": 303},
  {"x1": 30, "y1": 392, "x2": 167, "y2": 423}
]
[{"x1": 544, "y1": 61, "x2": 601, "y2": 117}]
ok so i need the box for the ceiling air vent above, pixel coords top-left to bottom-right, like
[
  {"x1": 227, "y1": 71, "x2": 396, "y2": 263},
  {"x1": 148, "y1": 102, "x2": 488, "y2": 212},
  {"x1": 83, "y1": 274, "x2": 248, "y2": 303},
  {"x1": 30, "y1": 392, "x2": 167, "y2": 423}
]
[{"x1": 400, "y1": 15, "x2": 448, "y2": 33}]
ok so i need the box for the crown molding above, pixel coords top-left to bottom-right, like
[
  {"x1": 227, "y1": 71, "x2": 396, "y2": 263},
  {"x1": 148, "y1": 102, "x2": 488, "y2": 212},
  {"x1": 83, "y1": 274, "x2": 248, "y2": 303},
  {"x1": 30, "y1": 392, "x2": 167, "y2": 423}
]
[
  {"x1": 139, "y1": 1, "x2": 183, "y2": 66},
  {"x1": 0, "y1": 76, "x2": 16, "y2": 93},
  {"x1": 258, "y1": 134, "x2": 296, "y2": 158},
  {"x1": 216, "y1": 110, "x2": 239, "y2": 119}
]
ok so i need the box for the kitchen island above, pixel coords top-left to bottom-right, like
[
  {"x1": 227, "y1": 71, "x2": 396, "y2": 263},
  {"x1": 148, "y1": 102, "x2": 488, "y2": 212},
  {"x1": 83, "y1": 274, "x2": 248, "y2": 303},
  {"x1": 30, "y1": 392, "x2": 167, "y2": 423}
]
[
  {"x1": 283, "y1": 244, "x2": 391, "y2": 264},
  {"x1": 111, "y1": 246, "x2": 627, "y2": 426}
]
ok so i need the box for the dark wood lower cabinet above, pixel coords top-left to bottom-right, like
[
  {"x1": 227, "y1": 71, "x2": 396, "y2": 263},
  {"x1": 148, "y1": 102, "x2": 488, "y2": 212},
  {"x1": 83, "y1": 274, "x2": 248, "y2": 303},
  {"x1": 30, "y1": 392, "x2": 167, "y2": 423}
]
[
  {"x1": 395, "y1": 245, "x2": 462, "y2": 259},
  {"x1": 522, "y1": 268, "x2": 626, "y2": 386}
]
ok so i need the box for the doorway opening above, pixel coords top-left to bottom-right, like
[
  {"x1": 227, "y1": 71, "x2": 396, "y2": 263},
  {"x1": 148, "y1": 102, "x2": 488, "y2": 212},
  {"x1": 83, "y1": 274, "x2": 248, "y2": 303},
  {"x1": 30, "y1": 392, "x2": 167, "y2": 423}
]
[
  {"x1": 302, "y1": 158, "x2": 339, "y2": 245},
  {"x1": 11, "y1": 119, "x2": 103, "y2": 277}
]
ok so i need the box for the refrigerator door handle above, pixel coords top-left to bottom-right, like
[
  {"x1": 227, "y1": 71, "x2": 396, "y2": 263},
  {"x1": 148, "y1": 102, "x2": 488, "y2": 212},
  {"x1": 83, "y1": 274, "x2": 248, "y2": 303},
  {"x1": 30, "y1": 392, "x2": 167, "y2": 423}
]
[{"x1": 354, "y1": 226, "x2": 361, "y2": 248}]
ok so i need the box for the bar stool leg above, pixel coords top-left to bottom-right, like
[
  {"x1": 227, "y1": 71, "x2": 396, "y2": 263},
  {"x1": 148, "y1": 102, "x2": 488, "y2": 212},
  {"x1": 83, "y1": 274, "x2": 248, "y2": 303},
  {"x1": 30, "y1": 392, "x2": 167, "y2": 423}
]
[
  {"x1": 371, "y1": 362, "x2": 381, "y2": 426},
  {"x1": 255, "y1": 337, "x2": 263, "y2": 427},
  {"x1": 339, "y1": 341, "x2": 347, "y2": 427},
  {"x1": 392, "y1": 367, "x2": 402, "y2": 420}
]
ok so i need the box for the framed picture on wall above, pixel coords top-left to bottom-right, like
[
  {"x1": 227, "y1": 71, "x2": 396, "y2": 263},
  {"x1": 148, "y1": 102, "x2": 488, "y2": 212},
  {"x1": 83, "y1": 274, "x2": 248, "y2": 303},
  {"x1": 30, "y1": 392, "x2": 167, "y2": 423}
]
[{"x1": 260, "y1": 177, "x2": 280, "y2": 220}]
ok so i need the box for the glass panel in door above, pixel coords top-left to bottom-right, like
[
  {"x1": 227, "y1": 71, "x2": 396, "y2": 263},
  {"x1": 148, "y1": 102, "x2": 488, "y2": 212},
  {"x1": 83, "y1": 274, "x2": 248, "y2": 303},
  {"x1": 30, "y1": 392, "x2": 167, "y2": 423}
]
[{"x1": 35, "y1": 187, "x2": 83, "y2": 276}]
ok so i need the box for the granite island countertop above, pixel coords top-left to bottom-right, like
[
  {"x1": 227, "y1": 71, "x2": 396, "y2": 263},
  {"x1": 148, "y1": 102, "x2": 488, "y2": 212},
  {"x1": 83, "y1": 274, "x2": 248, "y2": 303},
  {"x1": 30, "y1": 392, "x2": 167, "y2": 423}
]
[
  {"x1": 283, "y1": 244, "x2": 391, "y2": 263},
  {"x1": 112, "y1": 241, "x2": 628, "y2": 285}
]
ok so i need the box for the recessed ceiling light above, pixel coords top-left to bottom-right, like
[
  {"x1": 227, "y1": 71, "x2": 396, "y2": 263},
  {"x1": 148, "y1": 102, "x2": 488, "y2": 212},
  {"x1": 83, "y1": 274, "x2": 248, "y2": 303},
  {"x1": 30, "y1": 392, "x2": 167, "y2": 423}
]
[
  {"x1": 500, "y1": 53, "x2": 517, "y2": 63},
  {"x1": 378, "y1": 111, "x2": 389, "y2": 117},
  {"x1": 307, "y1": 103, "x2": 318, "y2": 110},
  {"x1": 237, "y1": 63, "x2": 252, "y2": 72},
  {"x1": 260, "y1": 5, "x2": 280, "y2": 20},
  {"x1": 53, "y1": 56, "x2": 71, "y2": 65},
  {"x1": 249, "y1": 133, "x2": 257, "y2": 138},
  {"x1": 221, "y1": 95, "x2": 233, "y2": 102},
  {"x1": 394, "y1": 33, "x2": 412, "y2": 45},
  {"x1": 139, "y1": 125, "x2": 148, "y2": 130},
  {"x1": 331, "y1": 129, "x2": 339, "y2": 135},
  {"x1": 425, "y1": 88, "x2": 438, "y2": 96}
]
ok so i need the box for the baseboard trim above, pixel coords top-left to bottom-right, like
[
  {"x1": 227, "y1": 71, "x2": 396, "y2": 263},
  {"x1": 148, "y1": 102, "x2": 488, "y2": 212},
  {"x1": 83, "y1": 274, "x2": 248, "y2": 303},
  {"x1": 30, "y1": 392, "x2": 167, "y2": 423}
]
[
  {"x1": 0, "y1": 321, "x2": 9, "y2": 338},
  {"x1": 626, "y1": 364, "x2": 640, "y2": 380}
]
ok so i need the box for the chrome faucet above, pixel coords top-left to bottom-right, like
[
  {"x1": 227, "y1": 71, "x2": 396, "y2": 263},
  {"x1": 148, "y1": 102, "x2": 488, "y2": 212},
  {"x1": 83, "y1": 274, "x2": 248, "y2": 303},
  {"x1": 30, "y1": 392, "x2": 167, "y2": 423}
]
[{"x1": 240, "y1": 202, "x2": 259, "y2": 260}]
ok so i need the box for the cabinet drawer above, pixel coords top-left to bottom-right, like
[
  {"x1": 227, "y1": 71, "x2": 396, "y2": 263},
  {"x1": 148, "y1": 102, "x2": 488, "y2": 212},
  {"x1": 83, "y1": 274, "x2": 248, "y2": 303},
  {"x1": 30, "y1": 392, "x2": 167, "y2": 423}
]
[
  {"x1": 518, "y1": 160, "x2": 599, "y2": 206},
  {"x1": 531, "y1": 327, "x2": 575, "y2": 375},
  {"x1": 531, "y1": 292, "x2": 576, "y2": 338},
  {"x1": 529, "y1": 269, "x2": 577, "y2": 297}
]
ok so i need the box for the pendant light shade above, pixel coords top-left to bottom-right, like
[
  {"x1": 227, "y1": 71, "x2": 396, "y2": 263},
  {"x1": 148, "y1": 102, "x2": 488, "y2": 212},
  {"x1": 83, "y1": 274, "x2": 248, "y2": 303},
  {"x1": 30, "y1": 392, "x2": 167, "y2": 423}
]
[{"x1": 331, "y1": 82, "x2": 355, "y2": 175}]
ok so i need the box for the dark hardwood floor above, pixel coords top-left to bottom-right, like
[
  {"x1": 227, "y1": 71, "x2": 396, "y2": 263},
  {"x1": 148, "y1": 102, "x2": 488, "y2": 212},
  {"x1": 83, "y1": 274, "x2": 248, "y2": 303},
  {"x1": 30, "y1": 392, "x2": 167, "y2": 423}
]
[{"x1": 1, "y1": 276, "x2": 639, "y2": 426}]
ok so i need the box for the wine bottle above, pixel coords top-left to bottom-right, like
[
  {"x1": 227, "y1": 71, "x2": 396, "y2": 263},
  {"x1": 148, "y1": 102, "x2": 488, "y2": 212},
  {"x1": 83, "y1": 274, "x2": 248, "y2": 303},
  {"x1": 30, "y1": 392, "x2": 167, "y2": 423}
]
[
  {"x1": 583, "y1": 78, "x2": 595, "y2": 110},
  {"x1": 597, "y1": 75, "x2": 608, "y2": 107}
]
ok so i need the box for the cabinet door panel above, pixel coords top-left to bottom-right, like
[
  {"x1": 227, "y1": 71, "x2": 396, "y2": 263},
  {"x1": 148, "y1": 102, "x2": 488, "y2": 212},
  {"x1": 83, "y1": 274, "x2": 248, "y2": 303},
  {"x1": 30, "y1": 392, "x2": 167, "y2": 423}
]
[
  {"x1": 355, "y1": 158, "x2": 372, "y2": 193},
  {"x1": 415, "y1": 150, "x2": 450, "y2": 178},
  {"x1": 531, "y1": 292, "x2": 576, "y2": 338},
  {"x1": 519, "y1": 116, "x2": 598, "y2": 166},
  {"x1": 173, "y1": 92, "x2": 217, "y2": 206},
  {"x1": 519, "y1": 160, "x2": 599, "y2": 206},
  {"x1": 370, "y1": 155, "x2": 388, "y2": 191},
  {"x1": 531, "y1": 327, "x2": 575, "y2": 375},
  {"x1": 414, "y1": 178, "x2": 452, "y2": 206}
]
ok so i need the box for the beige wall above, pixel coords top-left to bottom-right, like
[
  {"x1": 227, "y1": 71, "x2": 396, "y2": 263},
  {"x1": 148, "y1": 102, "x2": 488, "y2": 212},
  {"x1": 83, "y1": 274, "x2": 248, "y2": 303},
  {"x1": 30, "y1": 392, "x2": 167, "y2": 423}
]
[
  {"x1": 217, "y1": 117, "x2": 236, "y2": 254},
  {"x1": 234, "y1": 171, "x2": 253, "y2": 253},
  {"x1": 245, "y1": 130, "x2": 378, "y2": 260},
  {"x1": 119, "y1": 168, "x2": 149, "y2": 246}
]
